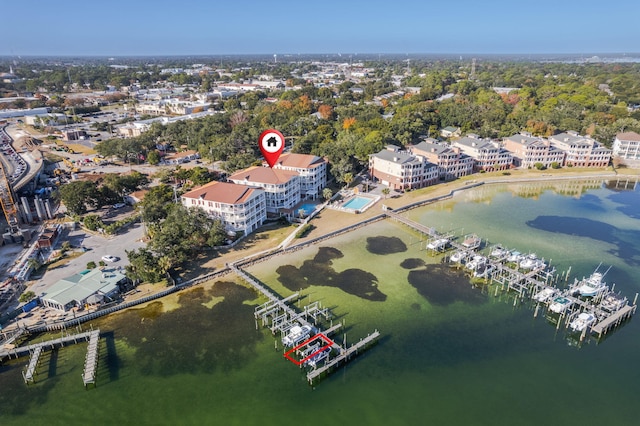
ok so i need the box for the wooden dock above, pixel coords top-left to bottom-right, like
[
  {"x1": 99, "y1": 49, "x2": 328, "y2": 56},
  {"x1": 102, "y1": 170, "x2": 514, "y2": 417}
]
[
  {"x1": 82, "y1": 329, "x2": 100, "y2": 387},
  {"x1": 306, "y1": 330, "x2": 380, "y2": 385},
  {"x1": 591, "y1": 305, "x2": 636, "y2": 337},
  {"x1": 22, "y1": 346, "x2": 43, "y2": 383}
]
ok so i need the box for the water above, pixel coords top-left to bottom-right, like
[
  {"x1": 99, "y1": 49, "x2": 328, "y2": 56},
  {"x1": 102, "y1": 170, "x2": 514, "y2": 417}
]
[
  {"x1": 342, "y1": 195, "x2": 374, "y2": 210},
  {"x1": 1, "y1": 179, "x2": 639, "y2": 425},
  {"x1": 297, "y1": 203, "x2": 318, "y2": 216}
]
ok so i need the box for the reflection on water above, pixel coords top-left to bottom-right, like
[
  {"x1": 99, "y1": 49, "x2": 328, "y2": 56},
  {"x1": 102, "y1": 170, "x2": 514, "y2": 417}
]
[
  {"x1": 107, "y1": 282, "x2": 263, "y2": 376},
  {"x1": 276, "y1": 246, "x2": 386, "y2": 301},
  {"x1": 365, "y1": 236, "x2": 407, "y2": 255},
  {"x1": 407, "y1": 264, "x2": 487, "y2": 306},
  {"x1": 400, "y1": 258, "x2": 426, "y2": 269}
]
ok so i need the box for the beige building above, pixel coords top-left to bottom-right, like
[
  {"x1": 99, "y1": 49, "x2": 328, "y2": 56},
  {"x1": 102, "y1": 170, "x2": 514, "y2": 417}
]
[
  {"x1": 613, "y1": 131, "x2": 640, "y2": 166},
  {"x1": 410, "y1": 139, "x2": 474, "y2": 180},
  {"x1": 228, "y1": 166, "x2": 300, "y2": 214},
  {"x1": 503, "y1": 133, "x2": 565, "y2": 168},
  {"x1": 369, "y1": 146, "x2": 439, "y2": 192},
  {"x1": 273, "y1": 153, "x2": 327, "y2": 198},
  {"x1": 451, "y1": 135, "x2": 512, "y2": 171},
  {"x1": 181, "y1": 181, "x2": 266, "y2": 235}
]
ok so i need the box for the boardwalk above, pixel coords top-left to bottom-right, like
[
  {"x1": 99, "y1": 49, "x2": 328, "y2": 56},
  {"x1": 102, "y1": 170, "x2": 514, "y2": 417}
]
[
  {"x1": 591, "y1": 305, "x2": 636, "y2": 337},
  {"x1": 82, "y1": 329, "x2": 100, "y2": 387}
]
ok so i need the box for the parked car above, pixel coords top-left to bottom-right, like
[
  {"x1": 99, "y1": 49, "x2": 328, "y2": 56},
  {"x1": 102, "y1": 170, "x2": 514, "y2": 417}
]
[
  {"x1": 112, "y1": 203, "x2": 126, "y2": 209},
  {"x1": 101, "y1": 255, "x2": 118, "y2": 262}
]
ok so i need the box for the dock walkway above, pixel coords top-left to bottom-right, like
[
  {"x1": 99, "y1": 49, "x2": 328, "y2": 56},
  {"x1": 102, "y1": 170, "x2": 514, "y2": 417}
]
[{"x1": 82, "y1": 329, "x2": 100, "y2": 387}]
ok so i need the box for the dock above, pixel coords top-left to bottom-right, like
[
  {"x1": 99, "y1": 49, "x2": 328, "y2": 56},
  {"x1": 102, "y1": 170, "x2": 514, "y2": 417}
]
[
  {"x1": 1, "y1": 328, "x2": 101, "y2": 386},
  {"x1": 231, "y1": 263, "x2": 380, "y2": 384}
]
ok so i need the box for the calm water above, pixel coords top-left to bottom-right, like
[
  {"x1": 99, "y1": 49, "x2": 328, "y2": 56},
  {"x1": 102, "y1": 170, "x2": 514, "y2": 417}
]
[{"x1": 1, "y1": 179, "x2": 639, "y2": 426}]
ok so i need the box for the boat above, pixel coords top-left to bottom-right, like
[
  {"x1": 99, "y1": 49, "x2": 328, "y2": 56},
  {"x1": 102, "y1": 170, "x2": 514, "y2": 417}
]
[
  {"x1": 473, "y1": 263, "x2": 494, "y2": 278},
  {"x1": 569, "y1": 312, "x2": 597, "y2": 333},
  {"x1": 282, "y1": 324, "x2": 313, "y2": 347},
  {"x1": 427, "y1": 238, "x2": 449, "y2": 251},
  {"x1": 450, "y1": 250, "x2": 466, "y2": 263},
  {"x1": 533, "y1": 287, "x2": 556, "y2": 303},
  {"x1": 549, "y1": 296, "x2": 573, "y2": 314},
  {"x1": 507, "y1": 250, "x2": 524, "y2": 263},
  {"x1": 600, "y1": 292, "x2": 627, "y2": 313},
  {"x1": 519, "y1": 253, "x2": 545, "y2": 270},
  {"x1": 305, "y1": 347, "x2": 331, "y2": 368},
  {"x1": 461, "y1": 234, "x2": 481, "y2": 250},
  {"x1": 465, "y1": 255, "x2": 486, "y2": 271},
  {"x1": 489, "y1": 244, "x2": 509, "y2": 259},
  {"x1": 573, "y1": 269, "x2": 609, "y2": 297}
]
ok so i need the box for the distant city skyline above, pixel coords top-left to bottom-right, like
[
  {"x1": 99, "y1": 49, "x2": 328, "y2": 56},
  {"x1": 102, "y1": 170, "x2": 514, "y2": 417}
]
[{"x1": 3, "y1": 0, "x2": 639, "y2": 57}]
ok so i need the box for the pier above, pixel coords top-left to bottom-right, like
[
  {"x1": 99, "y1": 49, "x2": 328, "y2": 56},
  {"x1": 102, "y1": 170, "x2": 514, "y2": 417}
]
[
  {"x1": 383, "y1": 211, "x2": 637, "y2": 343},
  {"x1": 231, "y1": 263, "x2": 380, "y2": 384},
  {"x1": 1, "y1": 328, "x2": 101, "y2": 386}
]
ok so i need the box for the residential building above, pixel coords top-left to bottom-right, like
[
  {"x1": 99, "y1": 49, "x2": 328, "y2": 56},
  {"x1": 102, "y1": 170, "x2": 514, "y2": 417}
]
[
  {"x1": 410, "y1": 139, "x2": 474, "y2": 180},
  {"x1": 440, "y1": 126, "x2": 461, "y2": 138},
  {"x1": 162, "y1": 150, "x2": 200, "y2": 165},
  {"x1": 548, "y1": 131, "x2": 611, "y2": 167},
  {"x1": 228, "y1": 166, "x2": 300, "y2": 215},
  {"x1": 502, "y1": 133, "x2": 565, "y2": 168},
  {"x1": 181, "y1": 181, "x2": 266, "y2": 235},
  {"x1": 613, "y1": 131, "x2": 640, "y2": 165},
  {"x1": 273, "y1": 153, "x2": 327, "y2": 199},
  {"x1": 369, "y1": 146, "x2": 439, "y2": 192},
  {"x1": 451, "y1": 135, "x2": 512, "y2": 171},
  {"x1": 41, "y1": 267, "x2": 128, "y2": 312}
]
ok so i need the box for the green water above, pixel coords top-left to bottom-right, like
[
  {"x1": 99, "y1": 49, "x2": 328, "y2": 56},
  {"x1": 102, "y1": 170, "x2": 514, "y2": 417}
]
[{"x1": 1, "y1": 179, "x2": 639, "y2": 425}]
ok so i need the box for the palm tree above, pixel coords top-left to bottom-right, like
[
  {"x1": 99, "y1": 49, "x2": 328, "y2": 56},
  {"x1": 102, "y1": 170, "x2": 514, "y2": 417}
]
[
  {"x1": 382, "y1": 187, "x2": 390, "y2": 199},
  {"x1": 343, "y1": 172, "x2": 354, "y2": 189},
  {"x1": 322, "y1": 188, "x2": 333, "y2": 202}
]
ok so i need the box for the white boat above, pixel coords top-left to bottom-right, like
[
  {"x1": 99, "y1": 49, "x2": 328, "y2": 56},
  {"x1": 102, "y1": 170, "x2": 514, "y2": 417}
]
[
  {"x1": 533, "y1": 287, "x2": 556, "y2": 303},
  {"x1": 519, "y1": 253, "x2": 545, "y2": 270},
  {"x1": 600, "y1": 293, "x2": 627, "y2": 313},
  {"x1": 507, "y1": 250, "x2": 524, "y2": 263},
  {"x1": 549, "y1": 296, "x2": 572, "y2": 314},
  {"x1": 573, "y1": 270, "x2": 608, "y2": 297},
  {"x1": 489, "y1": 244, "x2": 509, "y2": 259},
  {"x1": 461, "y1": 234, "x2": 481, "y2": 250},
  {"x1": 282, "y1": 324, "x2": 313, "y2": 347},
  {"x1": 569, "y1": 312, "x2": 597, "y2": 333},
  {"x1": 305, "y1": 347, "x2": 331, "y2": 368},
  {"x1": 450, "y1": 250, "x2": 466, "y2": 263},
  {"x1": 473, "y1": 263, "x2": 494, "y2": 278},
  {"x1": 465, "y1": 255, "x2": 486, "y2": 271},
  {"x1": 427, "y1": 238, "x2": 449, "y2": 251}
]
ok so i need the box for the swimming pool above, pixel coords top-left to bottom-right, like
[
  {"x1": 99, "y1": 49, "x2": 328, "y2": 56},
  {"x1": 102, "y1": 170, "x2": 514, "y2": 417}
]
[
  {"x1": 297, "y1": 203, "x2": 318, "y2": 216},
  {"x1": 342, "y1": 196, "x2": 374, "y2": 211}
]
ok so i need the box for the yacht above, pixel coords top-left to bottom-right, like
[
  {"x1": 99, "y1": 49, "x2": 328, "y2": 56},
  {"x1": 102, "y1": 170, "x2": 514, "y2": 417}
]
[
  {"x1": 533, "y1": 287, "x2": 556, "y2": 303},
  {"x1": 450, "y1": 250, "x2": 467, "y2": 263},
  {"x1": 489, "y1": 244, "x2": 509, "y2": 259},
  {"x1": 282, "y1": 324, "x2": 313, "y2": 347},
  {"x1": 549, "y1": 296, "x2": 573, "y2": 314},
  {"x1": 427, "y1": 238, "x2": 449, "y2": 251},
  {"x1": 305, "y1": 347, "x2": 331, "y2": 368},
  {"x1": 600, "y1": 293, "x2": 627, "y2": 313},
  {"x1": 461, "y1": 234, "x2": 481, "y2": 250},
  {"x1": 473, "y1": 263, "x2": 495, "y2": 278},
  {"x1": 573, "y1": 269, "x2": 609, "y2": 297},
  {"x1": 569, "y1": 312, "x2": 597, "y2": 333},
  {"x1": 519, "y1": 254, "x2": 545, "y2": 270},
  {"x1": 466, "y1": 255, "x2": 487, "y2": 271},
  {"x1": 507, "y1": 250, "x2": 524, "y2": 263}
]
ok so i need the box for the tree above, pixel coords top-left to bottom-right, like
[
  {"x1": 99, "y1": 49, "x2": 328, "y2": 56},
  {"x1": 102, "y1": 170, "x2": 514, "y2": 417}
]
[
  {"x1": 382, "y1": 187, "x2": 390, "y2": 199},
  {"x1": 342, "y1": 172, "x2": 354, "y2": 188},
  {"x1": 147, "y1": 150, "x2": 160, "y2": 165},
  {"x1": 19, "y1": 291, "x2": 36, "y2": 303},
  {"x1": 322, "y1": 188, "x2": 333, "y2": 201},
  {"x1": 58, "y1": 180, "x2": 99, "y2": 215}
]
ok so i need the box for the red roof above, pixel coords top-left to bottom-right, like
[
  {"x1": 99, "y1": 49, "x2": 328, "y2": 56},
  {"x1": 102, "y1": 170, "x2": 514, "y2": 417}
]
[
  {"x1": 229, "y1": 166, "x2": 298, "y2": 185},
  {"x1": 182, "y1": 181, "x2": 260, "y2": 205},
  {"x1": 275, "y1": 153, "x2": 325, "y2": 169}
]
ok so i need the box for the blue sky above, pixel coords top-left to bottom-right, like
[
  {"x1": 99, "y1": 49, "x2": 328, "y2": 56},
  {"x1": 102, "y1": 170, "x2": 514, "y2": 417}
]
[{"x1": 3, "y1": 0, "x2": 639, "y2": 56}]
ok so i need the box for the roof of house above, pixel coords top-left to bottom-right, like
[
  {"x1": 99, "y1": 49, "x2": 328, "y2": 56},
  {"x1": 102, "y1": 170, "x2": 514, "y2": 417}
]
[
  {"x1": 181, "y1": 180, "x2": 261, "y2": 205},
  {"x1": 454, "y1": 136, "x2": 496, "y2": 150},
  {"x1": 372, "y1": 147, "x2": 421, "y2": 164},
  {"x1": 229, "y1": 166, "x2": 298, "y2": 185},
  {"x1": 411, "y1": 141, "x2": 452, "y2": 155},
  {"x1": 42, "y1": 267, "x2": 125, "y2": 307},
  {"x1": 504, "y1": 133, "x2": 546, "y2": 146},
  {"x1": 167, "y1": 150, "x2": 198, "y2": 159},
  {"x1": 616, "y1": 131, "x2": 640, "y2": 142},
  {"x1": 442, "y1": 126, "x2": 460, "y2": 132},
  {"x1": 275, "y1": 153, "x2": 326, "y2": 169}
]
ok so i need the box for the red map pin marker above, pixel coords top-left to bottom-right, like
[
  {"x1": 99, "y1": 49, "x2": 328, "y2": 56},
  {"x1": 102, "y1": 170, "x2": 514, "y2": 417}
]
[{"x1": 259, "y1": 129, "x2": 285, "y2": 168}]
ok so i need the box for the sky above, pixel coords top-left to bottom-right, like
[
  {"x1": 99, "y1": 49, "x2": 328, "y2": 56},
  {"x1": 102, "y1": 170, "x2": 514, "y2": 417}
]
[{"x1": 2, "y1": 0, "x2": 639, "y2": 56}]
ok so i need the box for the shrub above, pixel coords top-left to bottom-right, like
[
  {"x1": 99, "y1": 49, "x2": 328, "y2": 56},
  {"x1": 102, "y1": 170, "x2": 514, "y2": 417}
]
[{"x1": 86, "y1": 261, "x2": 97, "y2": 269}]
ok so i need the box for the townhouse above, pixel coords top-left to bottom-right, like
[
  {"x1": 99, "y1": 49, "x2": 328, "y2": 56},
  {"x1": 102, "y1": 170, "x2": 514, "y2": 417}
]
[
  {"x1": 181, "y1": 181, "x2": 266, "y2": 235},
  {"x1": 548, "y1": 131, "x2": 611, "y2": 167},
  {"x1": 228, "y1": 166, "x2": 300, "y2": 214},
  {"x1": 613, "y1": 131, "x2": 640, "y2": 166},
  {"x1": 369, "y1": 146, "x2": 439, "y2": 192},
  {"x1": 451, "y1": 135, "x2": 512, "y2": 171},
  {"x1": 502, "y1": 133, "x2": 565, "y2": 168},
  {"x1": 273, "y1": 153, "x2": 327, "y2": 199},
  {"x1": 410, "y1": 139, "x2": 474, "y2": 181}
]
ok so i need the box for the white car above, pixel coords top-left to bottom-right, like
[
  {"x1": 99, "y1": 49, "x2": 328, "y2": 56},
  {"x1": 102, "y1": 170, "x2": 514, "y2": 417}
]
[{"x1": 101, "y1": 255, "x2": 118, "y2": 262}]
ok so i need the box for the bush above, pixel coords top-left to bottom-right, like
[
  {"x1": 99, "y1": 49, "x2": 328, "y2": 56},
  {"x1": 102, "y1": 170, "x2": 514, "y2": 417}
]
[
  {"x1": 87, "y1": 261, "x2": 97, "y2": 269},
  {"x1": 295, "y1": 224, "x2": 314, "y2": 238}
]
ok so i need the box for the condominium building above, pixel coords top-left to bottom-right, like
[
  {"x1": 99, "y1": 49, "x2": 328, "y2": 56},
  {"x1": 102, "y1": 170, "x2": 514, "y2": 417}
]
[
  {"x1": 451, "y1": 135, "x2": 512, "y2": 171},
  {"x1": 228, "y1": 166, "x2": 300, "y2": 214},
  {"x1": 273, "y1": 153, "x2": 327, "y2": 198},
  {"x1": 181, "y1": 181, "x2": 266, "y2": 235},
  {"x1": 410, "y1": 139, "x2": 474, "y2": 180},
  {"x1": 369, "y1": 146, "x2": 439, "y2": 191},
  {"x1": 548, "y1": 131, "x2": 611, "y2": 167},
  {"x1": 613, "y1": 131, "x2": 640, "y2": 165},
  {"x1": 502, "y1": 133, "x2": 565, "y2": 168}
]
